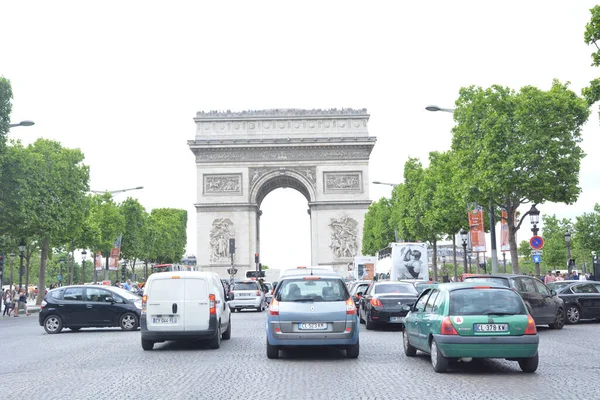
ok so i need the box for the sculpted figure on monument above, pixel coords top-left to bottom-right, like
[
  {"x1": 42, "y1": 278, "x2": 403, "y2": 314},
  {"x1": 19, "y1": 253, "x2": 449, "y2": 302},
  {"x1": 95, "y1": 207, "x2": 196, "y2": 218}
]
[
  {"x1": 210, "y1": 218, "x2": 234, "y2": 261},
  {"x1": 329, "y1": 216, "x2": 358, "y2": 258}
]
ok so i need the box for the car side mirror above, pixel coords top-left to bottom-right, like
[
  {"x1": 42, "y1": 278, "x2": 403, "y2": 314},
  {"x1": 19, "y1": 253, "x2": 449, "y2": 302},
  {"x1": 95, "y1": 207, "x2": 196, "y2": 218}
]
[
  {"x1": 550, "y1": 289, "x2": 557, "y2": 297},
  {"x1": 402, "y1": 304, "x2": 412, "y2": 312},
  {"x1": 105, "y1": 297, "x2": 115, "y2": 303}
]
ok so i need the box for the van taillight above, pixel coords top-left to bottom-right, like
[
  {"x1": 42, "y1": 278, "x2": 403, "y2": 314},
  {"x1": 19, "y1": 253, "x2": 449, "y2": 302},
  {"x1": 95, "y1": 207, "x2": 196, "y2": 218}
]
[
  {"x1": 209, "y1": 294, "x2": 216, "y2": 315},
  {"x1": 141, "y1": 295, "x2": 147, "y2": 313},
  {"x1": 525, "y1": 315, "x2": 537, "y2": 335},
  {"x1": 346, "y1": 298, "x2": 356, "y2": 315},
  {"x1": 269, "y1": 299, "x2": 279, "y2": 316}
]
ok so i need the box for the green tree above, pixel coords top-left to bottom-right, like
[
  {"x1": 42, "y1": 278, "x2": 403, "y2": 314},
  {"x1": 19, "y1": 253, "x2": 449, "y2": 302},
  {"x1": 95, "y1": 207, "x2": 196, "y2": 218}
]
[
  {"x1": 4, "y1": 139, "x2": 90, "y2": 302},
  {"x1": 451, "y1": 81, "x2": 589, "y2": 274},
  {"x1": 361, "y1": 197, "x2": 395, "y2": 256},
  {"x1": 149, "y1": 208, "x2": 187, "y2": 264},
  {"x1": 583, "y1": 5, "x2": 600, "y2": 115},
  {"x1": 119, "y1": 197, "x2": 149, "y2": 275},
  {"x1": 87, "y1": 193, "x2": 125, "y2": 280},
  {"x1": 540, "y1": 215, "x2": 572, "y2": 271},
  {"x1": 572, "y1": 203, "x2": 600, "y2": 269},
  {"x1": 0, "y1": 76, "x2": 12, "y2": 153}
]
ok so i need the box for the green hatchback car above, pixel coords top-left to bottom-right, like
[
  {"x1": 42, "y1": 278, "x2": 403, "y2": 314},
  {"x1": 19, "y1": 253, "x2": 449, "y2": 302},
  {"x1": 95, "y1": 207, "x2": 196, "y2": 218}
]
[{"x1": 403, "y1": 283, "x2": 539, "y2": 373}]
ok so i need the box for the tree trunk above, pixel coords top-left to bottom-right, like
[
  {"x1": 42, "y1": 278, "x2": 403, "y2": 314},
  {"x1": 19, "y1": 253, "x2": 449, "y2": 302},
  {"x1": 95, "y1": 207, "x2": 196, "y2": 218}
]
[
  {"x1": 452, "y1": 234, "x2": 458, "y2": 281},
  {"x1": 130, "y1": 258, "x2": 137, "y2": 280},
  {"x1": 81, "y1": 256, "x2": 86, "y2": 284},
  {"x1": 507, "y1": 206, "x2": 520, "y2": 274},
  {"x1": 37, "y1": 237, "x2": 50, "y2": 306},
  {"x1": 432, "y1": 240, "x2": 438, "y2": 282}
]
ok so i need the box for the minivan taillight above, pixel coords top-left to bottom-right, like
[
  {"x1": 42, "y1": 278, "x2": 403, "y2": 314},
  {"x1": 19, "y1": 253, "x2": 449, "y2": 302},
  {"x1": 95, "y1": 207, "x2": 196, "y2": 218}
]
[
  {"x1": 524, "y1": 315, "x2": 537, "y2": 335},
  {"x1": 370, "y1": 298, "x2": 383, "y2": 307},
  {"x1": 209, "y1": 294, "x2": 216, "y2": 315},
  {"x1": 270, "y1": 298, "x2": 279, "y2": 316},
  {"x1": 40, "y1": 300, "x2": 47, "y2": 309},
  {"x1": 346, "y1": 298, "x2": 356, "y2": 315}
]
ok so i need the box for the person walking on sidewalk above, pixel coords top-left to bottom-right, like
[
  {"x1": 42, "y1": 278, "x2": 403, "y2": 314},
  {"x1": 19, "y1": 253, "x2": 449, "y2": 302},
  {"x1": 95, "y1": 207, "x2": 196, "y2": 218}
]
[
  {"x1": 3, "y1": 290, "x2": 13, "y2": 317},
  {"x1": 14, "y1": 289, "x2": 30, "y2": 317}
]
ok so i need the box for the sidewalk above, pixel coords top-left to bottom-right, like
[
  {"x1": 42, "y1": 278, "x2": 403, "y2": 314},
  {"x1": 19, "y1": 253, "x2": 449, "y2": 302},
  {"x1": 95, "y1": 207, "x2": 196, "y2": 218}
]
[{"x1": 1, "y1": 298, "x2": 42, "y2": 316}]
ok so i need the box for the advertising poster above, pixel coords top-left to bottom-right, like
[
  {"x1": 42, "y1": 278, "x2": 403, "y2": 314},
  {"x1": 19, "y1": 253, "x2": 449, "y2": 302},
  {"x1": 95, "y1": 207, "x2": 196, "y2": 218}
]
[
  {"x1": 391, "y1": 243, "x2": 428, "y2": 280},
  {"x1": 95, "y1": 252, "x2": 103, "y2": 271},
  {"x1": 354, "y1": 256, "x2": 376, "y2": 280},
  {"x1": 108, "y1": 236, "x2": 122, "y2": 271},
  {"x1": 501, "y1": 210, "x2": 510, "y2": 251},
  {"x1": 469, "y1": 208, "x2": 486, "y2": 252}
]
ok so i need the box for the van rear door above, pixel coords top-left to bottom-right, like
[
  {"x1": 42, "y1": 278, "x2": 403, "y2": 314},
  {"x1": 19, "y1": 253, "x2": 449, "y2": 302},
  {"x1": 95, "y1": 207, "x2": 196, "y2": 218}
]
[
  {"x1": 146, "y1": 276, "x2": 185, "y2": 332},
  {"x1": 184, "y1": 277, "x2": 210, "y2": 331}
]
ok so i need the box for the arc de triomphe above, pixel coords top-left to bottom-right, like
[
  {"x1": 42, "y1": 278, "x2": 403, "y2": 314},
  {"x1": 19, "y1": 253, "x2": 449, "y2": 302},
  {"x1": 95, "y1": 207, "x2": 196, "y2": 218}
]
[{"x1": 188, "y1": 109, "x2": 376, "y2": 277}]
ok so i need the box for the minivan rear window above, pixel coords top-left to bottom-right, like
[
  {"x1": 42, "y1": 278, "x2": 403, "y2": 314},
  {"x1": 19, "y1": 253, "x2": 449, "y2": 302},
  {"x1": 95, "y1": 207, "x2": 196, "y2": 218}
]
[
  {"x1": 449, "y1": 288, "x2": 526, "y2": 316},
  {"x1": 278, "y1": 278, "x2": 348, "y2": 302},
  {"x1": 233, "y1": 282, "x2": 258, "y2": 291},
  {"x1": 463, "y1": 277, "x2": 510, "y2": 287}
]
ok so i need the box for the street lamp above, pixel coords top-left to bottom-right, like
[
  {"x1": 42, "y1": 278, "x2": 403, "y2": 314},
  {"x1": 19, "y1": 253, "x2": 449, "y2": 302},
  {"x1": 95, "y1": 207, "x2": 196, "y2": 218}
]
[
  {"x1": 565, "y1": 230, "x2": 572, "y2": 276},
  {"x1": 460, "y1": 229, "x2": 469, "y2": 274},
  {"x1": 59, "y1": 256, "x2": 65, "y2": 287},
  {"x1": 18, "y1": 239, "x2": 26, "y2": 290},
  {"x1": 528, "y1": 204, "x2": 541, "y2": 278},
  {"x1": 81, "y1": 250, "x2": 87, "y2": 284},
  {"x1": 426, "y1": 105, "x2": 500, "y2": 274},
  {"x1": 372, "y1": 181, "x2": 399, "y2": 187},
  {"x1": 90, "y1": 186, "x2": 144, "y2": 195},
  {"x1": 9, "y1": 252, "x2": 16, "y2": 291},
  {"x1": 9, "y1": 120, "x2": 35, "y2": 128}
]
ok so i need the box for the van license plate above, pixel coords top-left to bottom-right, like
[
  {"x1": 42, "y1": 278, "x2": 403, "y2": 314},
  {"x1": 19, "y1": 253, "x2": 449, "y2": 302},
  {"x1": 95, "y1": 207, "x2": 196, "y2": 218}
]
[
  {"x1": 474, "y1": 323, "x2": 508, "y2": 332},
  {"x1": 153, "y1": 317, "x2": 177, "y2": 324},
  {"x1": 298, "y1": 322, "x2": 327, "y2": 330}
]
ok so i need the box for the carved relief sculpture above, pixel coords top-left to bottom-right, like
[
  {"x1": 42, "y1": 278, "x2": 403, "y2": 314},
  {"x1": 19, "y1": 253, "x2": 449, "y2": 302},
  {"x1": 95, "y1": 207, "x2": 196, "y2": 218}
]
[
  {"x1": 204, "y1": 174, "x2": 241, "y2": 194},
  {"x1": 329, "y1": 216, "x2": 358, "y2": 259},
  {"x1": 249, "y1": 167, "x2": 316, "y2": 189},
  {"x1": 210, "y1": 218, "x2": 234, "y2": 262},
  {"x1": 324, "y1": 172, "x2": 361, "y2": 191}
]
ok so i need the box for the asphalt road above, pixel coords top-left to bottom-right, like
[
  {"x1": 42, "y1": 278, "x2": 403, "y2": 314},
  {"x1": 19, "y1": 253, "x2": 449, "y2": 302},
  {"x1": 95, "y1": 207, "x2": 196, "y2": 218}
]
[{"x1": 0, "y1": 311, "x2": 598, "y2": 400}]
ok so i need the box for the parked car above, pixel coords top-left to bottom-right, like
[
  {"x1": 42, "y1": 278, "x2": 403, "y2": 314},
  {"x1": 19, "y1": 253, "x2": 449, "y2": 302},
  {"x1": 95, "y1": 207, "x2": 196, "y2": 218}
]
[
  {"x1": 348, "y1": 280, "x2": 371, "y2": 311},
  {"x1": 546, "y1": 280, "x2": 600, "y2": 324},
  {"x1": 403, "y1": 283, "x2": 539, "y2": 373},
  {"x1": 358, "y1": 281, "x2": 419, "y2": 330},
  {"x1": 141, "y1": 271, "x2": 232, "y2": 350},
  {"x1": 39, "y1": 285, "x2": 142, "y2": 334},
  {"x1": 264, "y1": 282, "x2": 274, "y2": 305},
  {"x1": 266, "y1": 272, "x2": 359, "y2": 359},
  {"x1": 229, "y1": 280, "x2": 267, "y2": 312},
  {"x1": 462, "y1": 274, "x2": 565, "y2": 329}
]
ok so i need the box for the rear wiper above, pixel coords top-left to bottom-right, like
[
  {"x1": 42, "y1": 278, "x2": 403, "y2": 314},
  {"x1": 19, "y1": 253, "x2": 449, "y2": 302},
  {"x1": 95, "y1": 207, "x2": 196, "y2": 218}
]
[
  {"x1": 291, "y1": 298, "x2": 314, "y2": 302},
  {"x1": 482, "y1": 312, "x2": 517, "y2": 315}
]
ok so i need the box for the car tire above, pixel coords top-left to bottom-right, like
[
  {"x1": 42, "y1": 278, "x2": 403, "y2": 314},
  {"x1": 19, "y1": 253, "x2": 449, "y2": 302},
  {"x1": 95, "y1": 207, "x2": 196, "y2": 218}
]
[
  {"x1": 119, "y1": 312, "x2": 139, "y2": 331},
  {"x1": 365, "y1": 313, "x2": 375, "y2": 330},
  {"x1": 222, "y1": 320, "x2": 232, "y2": 340},
  {"x1": 548, "y1": 308, "x2": 565, "y2": 329},
  {"x1": 141, "y1": 338, "x2": 154, "y2": 351},
  {"x1": 69, "y1": 327, "x2": 81, "y2": 331},
  {"x1": 346, "y1": 339, "x2": 360, "y2": 359},
  {"x1": 266, "y1": 340, "x2": 279, "y2": 359},
  {"x1": 44, "y1": 315, "x2": 63, "y2": 334},
  {"x1": 566, "y1": 305, "x2": 580, "y2": 324},
  {"x1": 518, "y1": 352, "x2": 539, "y2": 373},
  {"x1": 403, "y1": 330, "x2": 417, "y2": 357},
  {"x1": 359, "y1": 309, "x2": 365, "y2": 324},
  {"x1": 430, "y1": 339, "x2": 449, "y2": 373},
  {"x1": 209, "y1": 324, "x2": 221, "y2": 349}
]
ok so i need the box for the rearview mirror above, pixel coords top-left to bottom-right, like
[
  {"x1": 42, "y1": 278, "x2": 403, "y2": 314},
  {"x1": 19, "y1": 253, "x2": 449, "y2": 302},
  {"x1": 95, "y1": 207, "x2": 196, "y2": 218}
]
[{"x1": 105, "y1": 297, "x2": 115, "y2": 303}]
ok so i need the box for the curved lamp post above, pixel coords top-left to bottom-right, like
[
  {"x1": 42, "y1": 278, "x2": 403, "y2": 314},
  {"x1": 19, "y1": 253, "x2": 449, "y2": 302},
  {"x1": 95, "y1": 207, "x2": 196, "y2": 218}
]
[
  {"x1": 460, "y1": 229, "x2": 469, "y2": 274},
  {"x1": 528, "y1": 204, "x2": 540, "y2": 278},
  {"x1": 9, "y1": 120, "x2": 35, "y2": 128}
]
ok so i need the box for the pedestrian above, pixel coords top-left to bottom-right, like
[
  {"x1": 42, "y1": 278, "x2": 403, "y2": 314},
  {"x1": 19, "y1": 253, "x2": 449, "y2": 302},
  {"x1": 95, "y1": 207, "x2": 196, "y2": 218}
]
[
  {"x1": 555, "y1": 272, "x2": 564, "y2": 281},
  {"x1": 3, "y1": 290, "x2": 13, "y2": 317},
  {"x1": 544, "y1": 271, "x2": 556, "y2": 284},
  {"x1": 14, "y1": 289, "x2": 30, "y2": 317},
  {"x1": 579, "y1": 272, "x2": 587, "y2": 281},
  {"x1": 572, "y1": 271, "x2": 579, "y2": 280}
]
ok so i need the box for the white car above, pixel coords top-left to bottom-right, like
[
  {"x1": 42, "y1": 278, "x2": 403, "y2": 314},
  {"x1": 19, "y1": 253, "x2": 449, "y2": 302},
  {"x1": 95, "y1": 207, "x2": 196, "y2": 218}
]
[
  {"x1": 229, "y1": 280, "x2": 266, "y2": 312},
  {"x1": 140, "y1": 271, "x2": 232, "y2": 350}
]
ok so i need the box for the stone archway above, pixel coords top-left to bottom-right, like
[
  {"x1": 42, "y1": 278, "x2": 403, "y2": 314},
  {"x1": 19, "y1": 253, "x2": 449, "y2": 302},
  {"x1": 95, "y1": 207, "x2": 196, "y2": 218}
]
[{"x1": 188, "y1": 109, "x2": 376, "y2": 277}]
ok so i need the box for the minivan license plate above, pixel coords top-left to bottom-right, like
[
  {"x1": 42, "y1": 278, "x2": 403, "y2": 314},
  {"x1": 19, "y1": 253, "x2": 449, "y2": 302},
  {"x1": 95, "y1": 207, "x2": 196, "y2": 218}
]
[
  {"x1": 474, "y1": 323, "x2": 508, "y2": 332},
  {"x1": 153, "y1": 317, "x2": 177, "y2": 324},
  {"x1": 298, "y1": 322, "x2": 327, "y2": 330}
]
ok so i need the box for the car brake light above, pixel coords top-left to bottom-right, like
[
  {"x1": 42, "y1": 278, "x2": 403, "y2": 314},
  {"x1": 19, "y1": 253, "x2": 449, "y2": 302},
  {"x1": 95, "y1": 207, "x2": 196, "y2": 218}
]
[
  {"x1": 303, "y1": 276, "x2": 320, "y2": 280},
  {"x1": 370, "y1": 298, "x2": 383, "y2": 307},
  {"x1": 346, "y1": 297, "x2": 356, "y2": 314},
  {"x1": 209, "y1": 294, "x2": 216, "y2": 315},
  {"x1": 141, "y1": 295, "x2": 147, "y2": 313},
  {"x1": 270, "y1": 298, "x2": 279, "y2": 315},
  {"x1": 441, "y1": 316, "x2": 458, "y2": 335},
  {"x1": 525, "y1": 315, "x2": 537, "y2": 334},
  {"x1": 472, "y1": 286, "x2": 491, "y2": 289}
]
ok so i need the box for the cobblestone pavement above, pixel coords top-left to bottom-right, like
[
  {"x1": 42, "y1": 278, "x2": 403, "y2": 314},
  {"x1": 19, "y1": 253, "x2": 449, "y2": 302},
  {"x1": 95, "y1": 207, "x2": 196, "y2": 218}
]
[{"x1": 0, "y1": 311, "x2": 598, "y2": 400}]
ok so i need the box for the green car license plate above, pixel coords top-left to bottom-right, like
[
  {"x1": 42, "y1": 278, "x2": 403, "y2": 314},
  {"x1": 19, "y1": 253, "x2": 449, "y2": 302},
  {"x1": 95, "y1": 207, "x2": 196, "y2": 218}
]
[
  {"x1": 474, "y1": 323, "x2": 508, "y2": 332},
  {"x1": 298, "y1": 322, "x2": 327, "y2": 330}
]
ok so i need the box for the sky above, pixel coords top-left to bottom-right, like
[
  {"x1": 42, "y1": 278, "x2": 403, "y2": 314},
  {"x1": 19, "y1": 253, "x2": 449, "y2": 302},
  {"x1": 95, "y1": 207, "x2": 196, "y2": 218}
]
[{"x1": 2, "y1": 1, "x2": 599, "y2": 270}]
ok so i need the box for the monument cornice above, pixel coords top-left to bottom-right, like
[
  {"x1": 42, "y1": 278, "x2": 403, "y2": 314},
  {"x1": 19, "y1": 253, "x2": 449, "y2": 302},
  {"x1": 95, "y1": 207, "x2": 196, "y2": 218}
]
[
  {"x1": 190, "y1": 143, "x2": 375, "y2": 163},
  {"x1": 194, "y1": 108, "x2": 369, "y2": 122},
  {"x1": 188, "y1": 136, "x2": 376, "y2": 147}
]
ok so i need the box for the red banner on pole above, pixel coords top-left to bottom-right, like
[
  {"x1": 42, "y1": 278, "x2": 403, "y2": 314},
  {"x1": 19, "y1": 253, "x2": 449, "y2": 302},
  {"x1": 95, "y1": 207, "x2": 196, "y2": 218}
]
[
  {"x1": 95, "y1": 252, "x2": 103, "y2": 271},
  {"x1": 469, "y1": 208, "x2": 486, "y2": 252},
  {"x1": 501, "y1": 210, "x2": 510, "y2": 251},
  {"x1": 108, "y1": 236, "x2": 122, "y2": 271}
]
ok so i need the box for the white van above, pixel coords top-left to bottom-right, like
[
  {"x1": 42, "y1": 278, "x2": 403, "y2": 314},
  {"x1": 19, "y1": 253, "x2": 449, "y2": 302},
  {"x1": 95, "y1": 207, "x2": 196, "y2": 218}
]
[{"x1": 140, "y1": 271, "x2": 232, "y2": 350}]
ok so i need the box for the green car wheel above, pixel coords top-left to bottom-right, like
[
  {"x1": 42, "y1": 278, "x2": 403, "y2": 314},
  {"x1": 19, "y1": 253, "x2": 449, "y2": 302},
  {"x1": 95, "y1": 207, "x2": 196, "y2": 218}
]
[{"x1": 430, "y1": 339, "x2": 449, "y2": 373}]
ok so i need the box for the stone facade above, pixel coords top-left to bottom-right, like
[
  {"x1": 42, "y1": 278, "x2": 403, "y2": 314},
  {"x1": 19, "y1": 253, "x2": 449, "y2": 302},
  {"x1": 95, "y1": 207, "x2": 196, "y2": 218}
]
[{"x1": 189, "y1": 109, "x2": 376, "y2": 278}]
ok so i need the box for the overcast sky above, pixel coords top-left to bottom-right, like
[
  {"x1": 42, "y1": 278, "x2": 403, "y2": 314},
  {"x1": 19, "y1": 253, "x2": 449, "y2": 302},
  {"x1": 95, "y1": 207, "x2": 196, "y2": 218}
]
[{"x1": 2, "y1": 1, "x2": 599, "y2": 270}]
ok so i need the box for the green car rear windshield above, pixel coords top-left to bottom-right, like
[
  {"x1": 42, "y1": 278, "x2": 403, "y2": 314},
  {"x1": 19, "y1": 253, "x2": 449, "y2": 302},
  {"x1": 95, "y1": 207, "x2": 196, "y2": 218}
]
[{"x1": 449, "y1": 288, "x2": 526, "y2": 316}]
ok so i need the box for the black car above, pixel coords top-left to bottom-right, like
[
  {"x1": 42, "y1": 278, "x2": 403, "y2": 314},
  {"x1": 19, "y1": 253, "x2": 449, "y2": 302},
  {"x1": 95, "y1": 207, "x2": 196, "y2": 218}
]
[
  {"x1": 546, "y1": 280, "x2": 600, "y2": 324},
  {"x1": 463, "y1": 274, "x2": 565, "y2": 329},
  {"x1": 358, "y1": 281, "x2": 419, "y2": 330},
  {"x1": 39, "y1": 285, "x2": 142, "y2": 334}
]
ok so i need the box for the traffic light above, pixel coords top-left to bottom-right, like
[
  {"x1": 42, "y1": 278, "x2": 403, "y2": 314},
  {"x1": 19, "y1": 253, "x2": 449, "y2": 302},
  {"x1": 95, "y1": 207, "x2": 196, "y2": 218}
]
[
  {"x1": 258, "y1": 263, "x2": 262, "y2": 272},
  {"x1": 229, "y1": 239, "x2": 235, "y2": 254},
  {"x1": 255, "y1": 253, "x2": 259, "y2": 263},
  {"x1": 121, "y1": 263, "x2": 127, "y2": 281}
]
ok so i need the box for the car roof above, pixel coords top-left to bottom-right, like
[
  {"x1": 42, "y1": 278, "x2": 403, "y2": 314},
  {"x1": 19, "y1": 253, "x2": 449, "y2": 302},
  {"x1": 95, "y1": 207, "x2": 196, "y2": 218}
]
[
  {"x1": 281, "y1": 272, "x2": 342, "y2": 279},
  {"x1": 463, "y1": 274, "x2": 520, "y2": 278},
  {"x1": 373, "y1": 281, "x2": 415, "y2": 285},
  {"x1": 435, "y1": 282, "x2": 514, "y2": 291}
]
